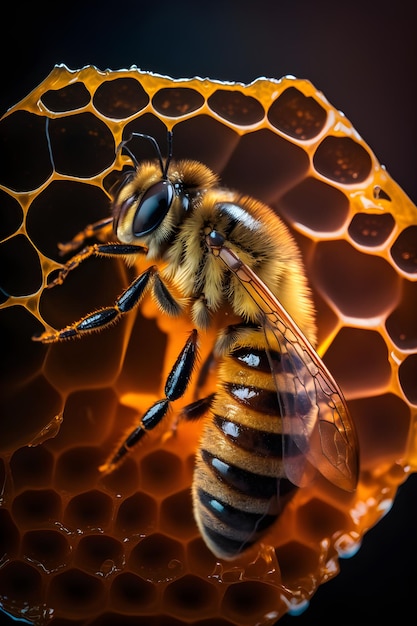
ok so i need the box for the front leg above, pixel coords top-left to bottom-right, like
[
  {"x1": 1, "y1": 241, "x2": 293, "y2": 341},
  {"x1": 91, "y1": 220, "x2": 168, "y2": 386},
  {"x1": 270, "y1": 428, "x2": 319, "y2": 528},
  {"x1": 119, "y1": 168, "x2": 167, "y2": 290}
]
[{"x1": 48, "y1": 242, "x2": 147, "y2": 288}]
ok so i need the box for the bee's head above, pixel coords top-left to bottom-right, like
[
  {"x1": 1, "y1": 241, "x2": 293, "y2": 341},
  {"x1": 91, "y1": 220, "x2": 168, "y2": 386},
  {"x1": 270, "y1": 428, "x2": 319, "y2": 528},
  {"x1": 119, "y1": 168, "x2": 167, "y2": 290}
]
[{"x1": 111, "y1": 132, "x2": 177, "y2": 245}]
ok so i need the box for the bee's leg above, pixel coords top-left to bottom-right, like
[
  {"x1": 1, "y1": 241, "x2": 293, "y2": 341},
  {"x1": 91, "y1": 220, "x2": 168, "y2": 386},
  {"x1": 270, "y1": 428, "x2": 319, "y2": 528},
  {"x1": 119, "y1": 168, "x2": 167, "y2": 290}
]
[
  {"x1": 48, "y1": 242, "x2": 147, "y2": 288},
  {"x1": 33, "y1": 264, "x2": 158, "y2": 343},
  {"x1": 100, "y1": 329, "x2": 199, "y2": 473},
  {"x1": 57, "y1": 217, "x2": 114, "y2": 255}
]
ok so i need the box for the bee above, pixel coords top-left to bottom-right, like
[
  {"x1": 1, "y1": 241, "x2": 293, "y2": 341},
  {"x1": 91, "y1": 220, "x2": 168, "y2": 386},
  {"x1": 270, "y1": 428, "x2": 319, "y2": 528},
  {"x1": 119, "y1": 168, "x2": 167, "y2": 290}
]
[{"x1": 34, "y1": 131, "x2": 359, "y2": 560}]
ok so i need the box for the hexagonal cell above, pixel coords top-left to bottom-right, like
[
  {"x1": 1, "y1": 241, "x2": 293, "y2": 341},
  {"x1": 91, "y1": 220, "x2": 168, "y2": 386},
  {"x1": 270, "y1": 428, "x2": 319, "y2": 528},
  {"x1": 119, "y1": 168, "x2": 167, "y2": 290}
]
[
  {"x1": 64, "y1": 490, "x2": 114, "y2": 531},
  {"x1": 222, "y1": 580, "x2": 281, "y2": 626},
  {"x1": 47, "y1": 113, "x2": 115, "y2": 178},
  {"x1": 21, "y1": 529, "x2": 71, "y2": 572},
  {"x1": 398, "y1": 355, "x2": 417, "y2": 406},
  {"x1": 152, "y1": 87, "x2": 205, "y2": 117},
  {"x1": 0, "y1": 110, "x2": 53, "y2": 191},
  {"x1": 279, "y1": 176, "x2": 349, "y2": 233},
  {"x1": 140, "y1": 449, "x2": 184, "y2": 496},
  {"x1": 12, "y1": 489, "x2": 62, "y2": 528},
  {"x1": 391, "y1": 225, "x2": 417, "y2": 274},
  {"x1": 295, "y1": 498, "x2": 352, "y2": 542},
  {"x1": 160, "y1": 489, "x2": 198, "y2": 539},
  {"x1": 348, "y1": 394, "x2": 410, "y2": 468},
  {"x1": 275, "y1": 540, "x2": 320, "y2": 587},
  {"x1": 385, "y1": 278, "x2": 417, "y2": 350},
  {"x1": 93, "y1": 77, "x2": 150, "y2": 118},
  {"x1": 323, "y1": 327, "x2": 391, "y2": 397},
  {"x1": 348, "y1": 212, "x2": 395, "y2": 247},
  {"x1": 0, "y1": 560, "x2": 42, "y2": 605},
  {"x1": 163, "y1": 574, "x2": 219, "y2": 619},
  {"x1": 54, "y1": 446, "x2": 103, "y2": 492},
  {"x1": 208, "y1": 89, "x2": 264, "y2": 125},
  {"x1": 220, "y1": 128, "x2": 309, "y2": 201},
  {"x1": 115, "y1": 492, "x2": 158, "y2": 538},
  {"x1": 41, "y1": 81, "x2": 91, "y2": 112},
  {"x1": 0, "y1": 509, "x2": 20, "y2": 560},
  {"x1": 0, "y1": 234, "x2": 42, "y2": 296},
  {"x1": 128, "y1": 534, "x2": 185, "y2": 583},
  {"x1": 313, "y1": 136, "x2": 372, "y2": 184},
  {"x1": 0, "y1": 373, "x2": 63, "y2": 453},
  {"x1": 48, "y1": 568, "x2": 107, "y2": 616},
  {"x1": 75, "y1": 534, "x2": 124, "y2": 576},
  {"x1": 10, "y1": 445, "x2": 54, "y2": 490},
  {"x1": 268, "y1": 87, "x2": 327, "y2": 140},
  {"x1": 186, "y1": 537, "x2": 220, "y2": 579},
  {"x1": 312, "y1": 240, "x2": 400, "y2": 319},
  {"x1": 110, "y1": 571, "x2": 158, "y2": 613}
]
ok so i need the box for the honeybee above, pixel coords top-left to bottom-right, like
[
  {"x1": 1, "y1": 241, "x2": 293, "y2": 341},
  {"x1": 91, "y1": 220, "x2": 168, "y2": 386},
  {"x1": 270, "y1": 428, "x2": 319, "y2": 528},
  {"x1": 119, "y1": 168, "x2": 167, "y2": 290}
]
[{"x1": 35, "y1": 131, "x2": 359, "y2": 560}]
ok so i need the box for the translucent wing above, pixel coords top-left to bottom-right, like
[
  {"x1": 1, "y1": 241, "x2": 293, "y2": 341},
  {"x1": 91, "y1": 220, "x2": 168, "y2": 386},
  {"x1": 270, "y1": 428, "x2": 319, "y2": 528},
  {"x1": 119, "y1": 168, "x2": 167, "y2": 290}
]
[{"x1": 208, "y1": 236, "x2": 359, "y2": 492}]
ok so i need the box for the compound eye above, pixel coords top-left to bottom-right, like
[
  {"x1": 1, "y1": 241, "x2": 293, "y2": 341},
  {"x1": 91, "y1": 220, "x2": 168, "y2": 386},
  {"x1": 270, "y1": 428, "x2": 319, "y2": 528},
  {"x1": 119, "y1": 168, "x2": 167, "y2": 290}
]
[{"x1": 133, "y1": 180, "x2": 174, "y2": 236}]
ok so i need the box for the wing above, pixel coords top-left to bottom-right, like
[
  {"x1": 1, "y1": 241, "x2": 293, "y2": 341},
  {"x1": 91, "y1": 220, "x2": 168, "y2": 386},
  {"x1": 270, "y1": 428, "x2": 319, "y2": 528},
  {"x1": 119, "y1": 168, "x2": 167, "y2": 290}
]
[{"x1": 208, "y1": 235, "x2": 359, "y2": 492}]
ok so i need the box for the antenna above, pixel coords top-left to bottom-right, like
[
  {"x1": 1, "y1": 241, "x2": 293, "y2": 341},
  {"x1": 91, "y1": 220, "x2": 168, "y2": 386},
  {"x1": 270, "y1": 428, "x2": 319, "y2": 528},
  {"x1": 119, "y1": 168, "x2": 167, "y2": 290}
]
[{"x1": 117, "y1": 131, "x2": 174, "y2": 178}]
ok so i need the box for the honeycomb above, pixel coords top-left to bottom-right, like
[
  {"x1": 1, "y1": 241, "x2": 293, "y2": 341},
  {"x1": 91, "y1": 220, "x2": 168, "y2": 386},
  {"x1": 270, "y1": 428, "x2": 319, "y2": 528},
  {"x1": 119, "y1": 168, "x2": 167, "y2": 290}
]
[{"x1": 1, "y1": 65, "x2": 416, "y2": 625}]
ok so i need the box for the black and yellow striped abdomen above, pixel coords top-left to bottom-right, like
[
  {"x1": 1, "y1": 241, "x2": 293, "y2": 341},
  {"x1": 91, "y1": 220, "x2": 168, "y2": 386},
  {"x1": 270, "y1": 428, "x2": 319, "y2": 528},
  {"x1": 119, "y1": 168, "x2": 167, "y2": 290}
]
[{"x1": 192, "y1": 332, "x2": 298, "y2": 559}]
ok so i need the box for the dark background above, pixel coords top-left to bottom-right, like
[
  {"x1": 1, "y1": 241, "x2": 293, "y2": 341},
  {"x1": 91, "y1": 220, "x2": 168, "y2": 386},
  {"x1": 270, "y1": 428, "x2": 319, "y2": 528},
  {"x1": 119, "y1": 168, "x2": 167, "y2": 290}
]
[{"x1": 1, "y1": 1, "x2": 416, "y2": 624}]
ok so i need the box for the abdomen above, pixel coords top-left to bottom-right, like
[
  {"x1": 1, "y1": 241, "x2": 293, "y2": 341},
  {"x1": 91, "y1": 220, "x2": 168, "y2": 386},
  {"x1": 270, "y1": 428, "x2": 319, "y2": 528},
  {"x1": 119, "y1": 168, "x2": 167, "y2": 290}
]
[{"x1": 192, "y1": 332, "x2": 298, "y2": 560}]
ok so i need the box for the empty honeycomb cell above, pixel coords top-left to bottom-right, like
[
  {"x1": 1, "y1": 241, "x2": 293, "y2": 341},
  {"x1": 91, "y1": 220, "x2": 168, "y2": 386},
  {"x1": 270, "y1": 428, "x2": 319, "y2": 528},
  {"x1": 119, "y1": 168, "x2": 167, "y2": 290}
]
[
  {"x1": 222, "y1": 581, "x2": 281, "y2": 626},
  {"x1": 110, "y1": 571, "x2": 158, "y2": 613},
  {"x1": 0, "y1": 188, "x2": 23, "y2": 240},
  {"x1": 0, "y1": 561, "x2": 42, "y2": 604},
  {"x1": 160, "y1": 489, "x2": 198, "y2": 539},
  {"x1": 26, "y1": 180, "x2": 111, "y2": 261},
  {"x1": 21, "y1": 529, "x2": 70, "y2": 572},
  {"x1": 63, "y1": 490, "x2": 113, "y2": 530},
  {"x1": 398, "y1": 355, "x2": 417, "y2": 405},
  {"x1": 47, "y1": 388, "x2": 118, "y2": 451},
  {"x1": 93, "y1": 77, "x2": 150, "y2": 118},
  {"x1": 186, "y1": 537, "x2": 219, "y2": 579},
  {"x1": 0, "y1": 374, "x2": 62, "y2": 452},
  {"x1": 267, "y1": 86, "x2": 327, "y2": 140},
  {"x1": 140, "y1": 449, "x2": 183, "y2": 496},
  {"x1": 47, "y1": 114, "x2": 115, "y2": 178},
  {"x1": 390, "y1": 225, "x2": 417, "y2": 274},
  {"x1": 274, "y1": 541, "x2": 320, "y2": 587},
  {"x1": 152, "y1": 87, "x2": 205, "y2": 117},
  {"x1": 220, "y1": 128, "x2": 310, "y2": 201},
  {"x1": 0, "y1": 111, "x2": 52, "y2": 191},
  {"x1": 48, "y1": 568, "x2": 107, "y2": 616},
  {"x1": 41, "y1": 82, "x2": 91, "y2": 112},
  {"x1": 10, "y1": 445, "x2": 54, "y2": 491},
  {"x1": 348, "y1": 212, "x2": 396, "y2": 247},
  {"x1": 0, "y1": 509, "x2": 20, "y2": 561},
  {"x1": 163, "y1": 574, "x2": 219, "y2": 618},
  {"x1": 75, "y1": 535, "x2": 125, "y2": 576},
  {"x1": 323, "y1": 328, "x2": 391, "y2": 397},
  {"x1": 207, "y1": 89, "x2": 265, "y2": 125},
  {"x1": 115, "y1": 492, "x2": 158, "y2": 537},
  {"x1": 385, "y1": 279, "x2": 417, "y2": 350},
  {"x1": 11, "y1": 489, "x2": 62, "y2": 528},
  {"x1": 0, "y1": 306, "x2": 47, "y2": 389},
  {"x1": 279, "y1": 176, "x2": 350, "y2": 233},
  {"x1": 0, "y1": 235, "x2": 42, "y2": 297},
  {"x1": 295, "y1": 498, "x2": 352, "y2": 542},
  {"x1": 348, "y1": 394, "x2": 410, "y2": 468},
  {"x1": 313, "y1": 135, "x2": 373, "y2": 184},
  {"x1": 128, "y1": 534, "x2": 185, "y2": 583},
  {"x1": 166, "y1": 115, "x2": 240, "y2": 174},
  {"x1": 54, "y1": 446, "x2": 104, "y2": 492},
  {"x1": 313, "y1": 239, "x2": 400, "y2": 318}
]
